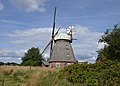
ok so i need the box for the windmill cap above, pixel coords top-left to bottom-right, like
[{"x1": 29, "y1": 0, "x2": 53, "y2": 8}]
[{"x1": 54, "y1": 33, "x2": 71, "y2": 41}]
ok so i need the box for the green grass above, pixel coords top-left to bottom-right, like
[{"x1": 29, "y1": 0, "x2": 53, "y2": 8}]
[
  {"x1": 37, "y1": 71, "x2": 77, "y2": 86},
  {"x1": 1, "y1": 61, "x2": 120, "y2": 86},
  {"x1": 0, "y1": 66, "x2": 75, "y2": 86}
]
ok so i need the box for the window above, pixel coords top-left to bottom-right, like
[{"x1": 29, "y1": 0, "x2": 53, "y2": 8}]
[
  {"x1": 67, "y1": 54, "x2": 70, "y2": 57},
  {"x1": 67, "y1": 63, "x2": 71, "y2": 66},
  {"x1": 56, "y1": 63, "x2": 60, "y2": 68},
  {"x1": 66, "y1": 45, "x2": 69, "y2": 50}
]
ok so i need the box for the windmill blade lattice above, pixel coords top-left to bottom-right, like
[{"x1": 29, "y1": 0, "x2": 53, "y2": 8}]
[{"x1": 41, "y1": 28, "x2": 60, "y2": 55}]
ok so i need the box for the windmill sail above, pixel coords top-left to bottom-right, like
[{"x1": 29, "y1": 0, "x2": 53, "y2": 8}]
[
  {"x1": 50, "y1": 6, "x2": 57, "y2": 55},
  {"x1": 41, "y1": 28, "x2": 60, "y2": 55}
]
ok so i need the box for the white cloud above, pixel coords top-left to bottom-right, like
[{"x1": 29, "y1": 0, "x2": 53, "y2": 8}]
[
  {"x1": 2, "y1": 26, "x2": 103, "y2": 63},
  {"x1": 0, "y1": 1, "x2": 4, "y2": 10},
  {"x1": 72, "y1": 25, "x2": 103, "y2": 62},
  {"x1": 0, "y1": 56, "x2": 21, "y2": 63},
  {"x1": 5, "y1": 28, "x2": 52, "y2": 51},
  {"x1": 0, "y1": 49, "x2": 24, "y2": 57},
  {"x1": 4, "y1": 27, "x2": 52, "y2": 62},
  {"x1": 0, "y1": 19, "x2": 25, "y2": 25},
  {"x1": 78, "y1": 56, "x2": 97, "y2": 64},
  {"x1": 10, "y1": 0, "x2": 47, "y2": 12},
  {"x1": 97, "y1": 42, "x2": 107, "y2": 49}
]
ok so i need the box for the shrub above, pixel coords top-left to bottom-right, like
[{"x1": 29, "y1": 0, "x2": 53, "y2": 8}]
[{"x1": 59, "y1": 61, "x2": 120, "y2": 85}]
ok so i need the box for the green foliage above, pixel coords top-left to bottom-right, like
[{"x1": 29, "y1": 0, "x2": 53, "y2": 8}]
[
  {"x1": 0, "y1": 66, "x2": 76, "y2": 86},
  {"x1": 98, "y1": 25, "x2": 120, "y2": 62},
  {"x1": 0, "y1": 62, "x2": 4, "y2": 66},
  {"x1": 37, "y1": 71, "x2": 77, "y2": 86},
  {"x1": 21, "y1": 47, "x2": 42, "y2": 66},
  {"x1": 59, "y1": 61, "x2": 120, "y2": 85},
  {"x1": 0, "y1": 62, "x2": 20, "y2": 66},
  {"x1": 0, "y1": 67, "x2": 36, "y2": 86}
]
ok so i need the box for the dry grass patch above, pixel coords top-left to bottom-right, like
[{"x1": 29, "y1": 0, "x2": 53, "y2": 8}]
[{"x1": 0, "y1": 66, "x2": 75, "y2": 86}]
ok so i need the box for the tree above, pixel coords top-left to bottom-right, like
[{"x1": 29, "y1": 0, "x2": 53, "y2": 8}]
[
  {"x1": 97, "y1": 25, "x2": 120, "y2": 62},
  {"x1": 0, "y1": 62, "x2": 4, "y2": 66},
  {"x1": 21, "y1": 47, "x2": 42, "y2": 66}
]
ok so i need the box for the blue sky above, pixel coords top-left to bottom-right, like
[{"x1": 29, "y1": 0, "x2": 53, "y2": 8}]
[{"x1": 0, "y1": 0, "x2": 120, "y2": 63}]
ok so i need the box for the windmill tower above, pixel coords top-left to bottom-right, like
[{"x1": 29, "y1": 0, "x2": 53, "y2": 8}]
[
  {"x1": 49, "y1": 26, "x2": 77, "y2": 68},
  {"x1": 41, "y1": 7, "x2": 77, "y2": 68}
]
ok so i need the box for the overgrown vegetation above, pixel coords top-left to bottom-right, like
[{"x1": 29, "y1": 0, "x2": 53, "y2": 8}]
[
  {"x1": 0, "y1": 66, "x2": 76, "y2": 86},
  {"x1": 1, "y1": 62, "x2": 120, "y2": 86},
  {"x1": 59, "y1": 61, "x2": 120, "y2": 85},
  {"x1": 0, "y1": 66, "x2": 36, "y2": 86}
]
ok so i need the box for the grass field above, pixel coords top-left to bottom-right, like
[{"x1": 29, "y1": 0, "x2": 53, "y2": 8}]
[{"x1": 0, "y1": 66, "x2": 76, "y2": 86}]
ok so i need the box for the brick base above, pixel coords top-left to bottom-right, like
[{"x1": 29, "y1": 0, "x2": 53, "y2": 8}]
[{"x1": 49, "y1": 62, "x2": 75, "y2": 68}]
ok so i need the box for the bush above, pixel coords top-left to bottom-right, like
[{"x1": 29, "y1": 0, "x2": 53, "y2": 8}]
[{"x1": 59, "y1": 61, "x2": 120, "y2": 85}]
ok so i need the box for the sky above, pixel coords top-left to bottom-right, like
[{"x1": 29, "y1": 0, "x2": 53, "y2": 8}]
[{"x1": 0, "y1": 0, "x2": 120, "y2": 63}]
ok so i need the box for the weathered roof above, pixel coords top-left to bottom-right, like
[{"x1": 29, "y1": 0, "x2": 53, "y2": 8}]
[
  {"x1": 54, "y1": 33, "x2": 71, "y2": 41},
  {"x1": 49, "y1": 40, "x2": 77, "y2": 62}
]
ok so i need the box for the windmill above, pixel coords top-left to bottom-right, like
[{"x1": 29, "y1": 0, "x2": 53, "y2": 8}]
[{"x1": 41, "y1": 7, "x2": 77, "y2": 68}]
